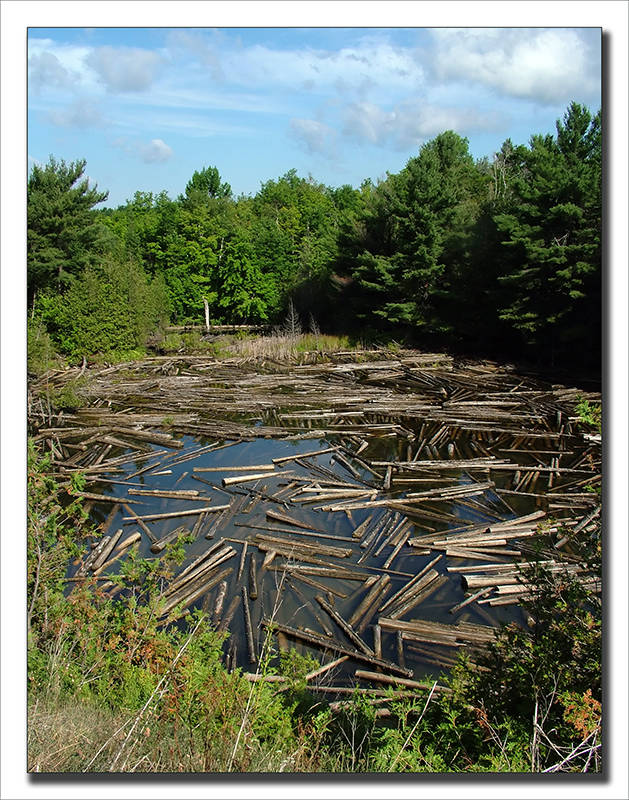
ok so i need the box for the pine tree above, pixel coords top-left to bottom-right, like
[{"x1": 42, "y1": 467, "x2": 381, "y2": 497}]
[{"x1": 27, "y1": 157, "x2": 109, "y2": 303}]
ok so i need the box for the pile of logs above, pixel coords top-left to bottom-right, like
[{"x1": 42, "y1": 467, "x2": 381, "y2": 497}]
[{"x1": 28, "y1": 349, "x2": 601, "y2": 692}]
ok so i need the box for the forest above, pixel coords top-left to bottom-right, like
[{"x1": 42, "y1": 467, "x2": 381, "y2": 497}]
[{"x1": 28, "y1": 102, "x2": 601, "y2": 372}]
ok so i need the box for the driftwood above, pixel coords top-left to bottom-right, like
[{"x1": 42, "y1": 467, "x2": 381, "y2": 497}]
[{"x1": 261, "y1": 619, "x2": 414, "y2": 678}]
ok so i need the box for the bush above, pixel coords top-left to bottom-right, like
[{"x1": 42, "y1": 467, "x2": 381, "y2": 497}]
[{"x1": 35, "y1": 258, "x2": 170, "y2": 360}]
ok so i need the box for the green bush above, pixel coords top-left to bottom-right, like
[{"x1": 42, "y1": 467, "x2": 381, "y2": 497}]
[{"x1": 35, "y1": 258, "x2": 170, "y2": 360}]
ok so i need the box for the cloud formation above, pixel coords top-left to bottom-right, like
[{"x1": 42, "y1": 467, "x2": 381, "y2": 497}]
[
  {"x1": 290, "y1": 118, "x2": 337, "y2": 156},
  {"x1": 113, "y1": 137, "x2": 173, "y2": 163},
  {"x1": 86, "y1": 46, "x2": 164, "y2": 92},
  {"x1": 29, "y1": 50, "x2": 77, "y2": 92},
  {"x1": 342, "y1": 101, "x2": 499, "y2": 149},
  {"x1": 430, "y1": 28, "x2": 600, "y2": 105},
  {"x1": 48, "y1": 100, "x2": 105, "y2": 128}
]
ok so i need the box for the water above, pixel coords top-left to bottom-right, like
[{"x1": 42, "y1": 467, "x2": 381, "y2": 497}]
[{"x1": 73, "y1": 431, "x2": 536, "y2": 685}]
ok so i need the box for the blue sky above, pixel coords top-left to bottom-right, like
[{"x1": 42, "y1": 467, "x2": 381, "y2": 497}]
[
  {"x1": 28, "y1": 26, "x2": 601, "y2": 207},
  {"x1": 27, "y1": 26, "x2": 602, "y2": 207}
]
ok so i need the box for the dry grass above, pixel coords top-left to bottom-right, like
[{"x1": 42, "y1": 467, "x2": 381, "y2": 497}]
[{"x1": 226, "y1": 333, "x2": 359, "y2": 362}]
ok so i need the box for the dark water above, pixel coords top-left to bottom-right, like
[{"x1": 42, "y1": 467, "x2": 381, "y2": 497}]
[{"x1": 73, "y1": 430, "x2": 539, "y2": 685}]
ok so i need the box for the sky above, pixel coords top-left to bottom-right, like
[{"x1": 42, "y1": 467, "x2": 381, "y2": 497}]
[{"x1": 27, "y1": 26, "x2": 602, "y2": 208}]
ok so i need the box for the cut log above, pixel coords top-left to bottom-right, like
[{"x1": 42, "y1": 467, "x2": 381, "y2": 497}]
[{"x1": 261, "y1": 619, "x2": 414, "y2": 678}]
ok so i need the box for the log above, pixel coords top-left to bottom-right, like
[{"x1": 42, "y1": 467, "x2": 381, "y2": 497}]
[
  {"x1": 355, "y1": 670, "x2": 439, "y2": 691},
  {"x1": 237, "y1": 541, "x2": 248, "y2": 582},
  {"x1": 213, "y1": 580, "x2": 228, "y2": 622},
  {"x1": 218, "y1": 594, "x2": 241, "y2": 632},
  {"x1": 265, "y1": 508, "x2": 325, "y2": 532},
  {"x1": 159, "y1": 567, "x2": 233, "y2": 618},
  {"x1": 249, "y1": 555, "x2": 258, "y2": 600},
  {"x1": 305, "y1": 655, "x2": 350, "y2": 683},
  {"x1": 261, "y1": 619, "x2": 414, "y2": 678},
  {"x1": 348, "y1": 575, "x2": 391, "y2": 630},
  {"x1": 113, "y1": 531, "x2": 142, "y2": 553},
  {"x1": 91, "y1": 528, "x2": 123, "y2": 571},
  {"x1": 121, "y1": 503, "x2": 156, "y2": 542},
  {"x1": 123, "y1": 504, "x2": 230, "y2": 522},
  {"x1": 448, "y1": 587, "x2": 494, "y2": 614},
  {"x1": 314, "y1": 595, "x2": 375, "y2": 656},
  {"x1": 150, "y1": 525, "x2": 190, "y2": 555},
  {"x1": 222, "y1": 471, "x2": 293, "y2": 486},
  {"x1": 194, "y1": 464, "x2": 276, "y2": 472},
  {"x1": 242, "y1": 586, "x2": 257, "y2": 665}
]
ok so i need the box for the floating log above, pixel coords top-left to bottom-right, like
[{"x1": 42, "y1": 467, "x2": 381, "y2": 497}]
[
  {"x1": 304, "y1": 655, "x2": 350, "y2": 683},
  {"x1": 261, "y1": 619, "x2": 414, "y2": 678},
  {"x1": 349, "y1": 575, "x2": 391, "y2": 632},
  {"x1": 237, "y1": 541, "x2": 248, "y2": 582},
  {"x1": 159, "y1": 566, "x2": 233, "y2": 618},
  {"x1": 91, "y1": 528, "x2": 123, "y2": 571},
  {"x1": 315, "y1": 594, "x2": 374, "y2": 656},
  {"x1": 194, "y1": 463, "x2": 276, "y2": 473},
  {"x1": 150, "y1": 525, "x2": 190, "y2": 555},
  {"x1": 113, "y1": 531, "x2": 142, "y2": 553},
  {"x1": 355, "y1": 670, "x2": 442, "y2": 692},
  {"x1": 265, "y1": 508, "x2": 325, "y2": 532},
  {"x1": 249, "y1": 555, "x2": 258, "y2": 600},
  {"x1": 123, "y1": 504, "x2": 230, "y2": 523},
  {"x1": 242, "y1": 586, "x2": 257, "y2": 665},
  {"x1": 222, "y1": 471, "x2": 293, "y2": 487},
  {"x1": 218, "y1": 593, "x2": 241, "y2": 632}
]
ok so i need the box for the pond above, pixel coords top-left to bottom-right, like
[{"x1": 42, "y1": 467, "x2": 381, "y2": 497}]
[{"x1": 44, "y1": 352, "x2": 600, "y2": 690}]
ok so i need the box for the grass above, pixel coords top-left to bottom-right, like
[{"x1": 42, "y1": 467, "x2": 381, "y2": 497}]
[{"x1": 223, "y1": 332, "x2": 360, "y2": 362}]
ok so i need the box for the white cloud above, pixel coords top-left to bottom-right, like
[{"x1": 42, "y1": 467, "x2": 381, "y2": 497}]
[
  {"x1": 342, "y1": 100, "x2": 498, "y2": 149},
  {"x1": 48, "y1": 100, "x2": 105, "y2": 128},
  {"x1": 140, "y1": 138, "x2": 173, "y2": 163},
  {"x1": 113, "y1": 136, "x2": 173, "y2": 163},
  {"x1": 430, "y1": 28, "x2": 600, "y2": 105},
  {"x1": 28, "y1": 50, "x2": 77, "y2": 92},
  {"x1": 181, "y1": 36, "x2": 425, "y2": 97},
  {"x1": 290, "y1": 118, "x2": 337, "y2": 156},
  {"x1": 85, "y1": 46, "x2": 164, "y2": 92}
]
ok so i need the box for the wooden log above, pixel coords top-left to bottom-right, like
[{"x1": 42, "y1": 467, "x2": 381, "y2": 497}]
[
  {"x1": 348, "y1": 575, "x2": 391, "y2": 629},
  {"x1": 373, "y1": 625, "x2": 382, "y2": 660},
  {"x1": 242, "y1": 586, "x2": 257, "y2": 665},
  {"x1": 113, "y1": 531, "x2": 142, "y2": 553},
  {"x1": 194, "y1": 463, "x2": 276, "y2": 473},
  {"x1": 290, "y1": 572, "x2": 348, "y2": 599},
  {"x1": 389, "y1": 575, "x2": 449, "y2": 619},
  {"x1": 150, "y1": 525, "x2": 190, "y2": 555},
  {"x1": 70, "y1": 490, "x2": 142, "y2": 505},
  {"x1": 354, "y1": 670, "x2": 439, "y2": 691},
  {"x1": 128, "y1": 489, "x2": 201, "y2": 499},
  {"x1": 305, "y1": 655, "x2": 350, "y2": 683},
  {"x1": 123, "y1": 504, "x2": 230, "y2": 523},
  {"x1": 218, "y1": 594, "x2": 241, "y2": 632},
  {"x1": 448, "y1": 587, "x2": 494, "y2": 614},
  {"x1": 237, "y1": 541, "x2": 248, "y2": 583},
  {"x1": 315, "y1": 595, "x2": 375, "y2": 655},
  {"x1": 265, "y1": 508, "x2": 325, "y2": 532},
  {"x1": 91, "y1": 528, "x2": 123, "y2": 571},
  {"x1": 121, "y1": 503, "x2": 156, "y2": 543},
  {"x1": 249, "y1": 555, "x2": 258, "y2": 600},
  {"x1": 222, "y1": 471, "x2": 293, "y2": 487},
  {"x1": 260, "y1": 619, "x2": 414, "y2": 678},
  {"x1": 213, "y1": 580, "x2": 228, "y2": 622},
  {"x1": 159, "y1": 567, "x2": 233, "y2": 618},
  {"x1": 272, "y1": 446, "x2": 340, "y2": 464}
]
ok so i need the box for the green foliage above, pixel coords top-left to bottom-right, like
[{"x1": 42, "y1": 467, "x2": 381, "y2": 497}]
[
  {"x1": 27, "y1": 316, "x2": 63, "y2": 375},
  {"x1": 575, "y1": 396, "x2": 602, "y2": 432},
  {"x1": 28, "y1": 156, "x2": 110, "y2": 303},
  {"x1": 36, "y1": 257, "x2": 169, "y2": 360},
  {"x1": 494, "y1": 103, "x2": 601, "y2": 364}
]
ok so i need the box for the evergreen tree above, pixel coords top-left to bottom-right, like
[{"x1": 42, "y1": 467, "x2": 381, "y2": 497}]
[
  {"x1": 494, "y1": 103, "x2": 601, "y2": 364},
  {"x1": 27, "y1": 156, "x2": 109, "y2": 303}
]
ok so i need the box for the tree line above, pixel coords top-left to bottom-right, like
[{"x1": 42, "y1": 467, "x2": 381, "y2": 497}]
[{"x1": 28, "y1": 102, "x2": 601, "y2": 368}]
